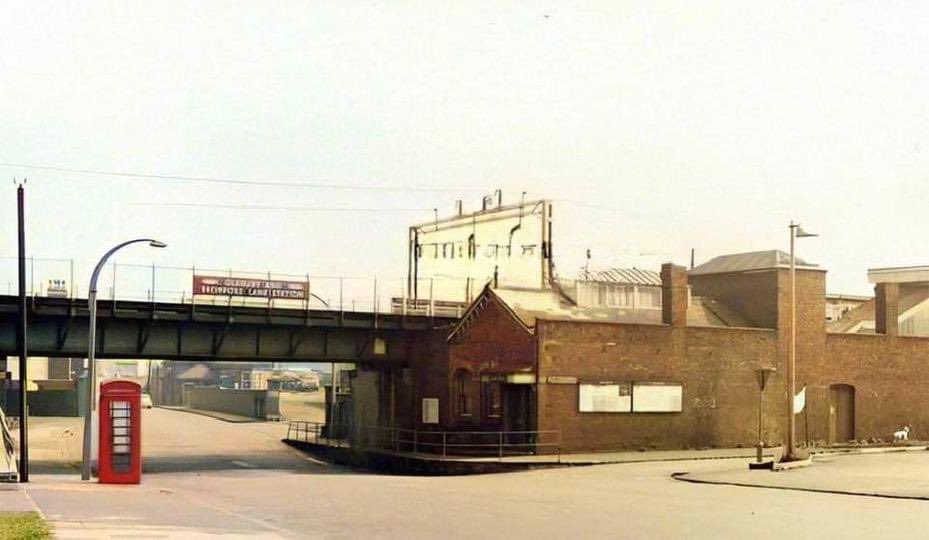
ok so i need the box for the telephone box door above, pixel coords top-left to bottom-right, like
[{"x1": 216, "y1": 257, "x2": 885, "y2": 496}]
[{"x1": 98, "y1": 380, "x2": 142, "y2": 484}]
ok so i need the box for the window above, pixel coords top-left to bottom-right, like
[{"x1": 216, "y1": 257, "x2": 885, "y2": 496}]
[
  {"x1": 482, "y1": 380, "x2": 503, "y2": 418},
  {"x1": 638, "y1": 288, "x2": 661, "y2": 308},
  {"x1": 455, "y1": 370, "x2": 472, "y2": 416}
]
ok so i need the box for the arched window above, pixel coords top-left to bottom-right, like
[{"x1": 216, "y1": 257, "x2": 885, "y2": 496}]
[{"x1": 455, "y1": 369, "x2": 472, "y2": 416}]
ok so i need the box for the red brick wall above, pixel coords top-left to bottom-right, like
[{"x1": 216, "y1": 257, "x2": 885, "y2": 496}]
[
  {"x1": 447, "y1": 295, "x2": 537, "y2": 428},
  {"x1": 536, "y1": 321, "x2": 779, "y2": 452}
]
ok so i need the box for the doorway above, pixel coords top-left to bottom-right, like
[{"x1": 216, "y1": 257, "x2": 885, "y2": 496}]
[
  {"x1": 829, "y1": 384, "x2": 855, "y2": 444},
  {"x1": 503, "y1": 384, "x2": 535, "y2": 453}
]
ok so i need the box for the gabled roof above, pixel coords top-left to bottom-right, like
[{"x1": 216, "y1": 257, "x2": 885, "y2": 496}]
[
  {"x1": 689, "y1": 250, "x2": 820, "y2": 276},
  {"x1": 448, "y1": 285, "x2": 754, "y2": 341},
  {"x1": 579, "y1": 267, "x2": 662, "y2": 286},
  {"x1": 492, "y1": 287, "x2": 660, "y2": 328}
]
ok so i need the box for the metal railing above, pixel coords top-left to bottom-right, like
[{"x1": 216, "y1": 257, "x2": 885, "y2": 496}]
[
  {"x1": 285, "y1": 420, "x2": 562, "y2": 461},
  {"x1": 0, "y1": 256, "x2": 477, "y2": 318}
]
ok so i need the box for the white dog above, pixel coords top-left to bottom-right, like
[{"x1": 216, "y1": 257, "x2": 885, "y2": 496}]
[{"x1": 893, "y1": 426, "x2": 910, "y2": 441}]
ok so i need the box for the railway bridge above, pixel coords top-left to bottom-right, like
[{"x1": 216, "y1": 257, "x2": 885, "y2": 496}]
[{"x1": 0, "y1": 295, "x2": 456, "y2": 363}]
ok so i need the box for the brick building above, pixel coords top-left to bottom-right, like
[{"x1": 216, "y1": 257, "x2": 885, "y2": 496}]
[{"x1": 347, "y1": 249, "x2": 929, "y2": 454}]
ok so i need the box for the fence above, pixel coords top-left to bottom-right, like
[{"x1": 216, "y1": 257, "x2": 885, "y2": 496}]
[
  {"x1": 0, "y1": 257, "x2": 476, "y2": 318},
  {"x1": 285, "y1": 420, "x2": 562, "y2": 461}
]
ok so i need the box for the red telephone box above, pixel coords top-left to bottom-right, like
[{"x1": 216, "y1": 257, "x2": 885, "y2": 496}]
[{"x1": 98, "y1": 380, "x2": 142, "y2": 484}]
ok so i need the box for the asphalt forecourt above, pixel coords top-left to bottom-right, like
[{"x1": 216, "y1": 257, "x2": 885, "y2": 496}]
[{"x1": 674, "y1": 448, "x2": 929, "y2": 500}]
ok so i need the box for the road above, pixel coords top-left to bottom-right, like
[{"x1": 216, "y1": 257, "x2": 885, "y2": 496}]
[{"x1": 16, "y1": 408, "x2": 929, "y2": 538}]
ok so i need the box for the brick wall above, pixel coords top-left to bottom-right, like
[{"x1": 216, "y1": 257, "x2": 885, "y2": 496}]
[
  {"x1": 536, "y1": 321, "x2": 778, "y2": 451},
  {"x1": 404, "y1": 329, "x2": 452, "y2": 429},
  {"x1": 816, "y1": 334, "x2": 929, "y2": 442},
  {"x1": 395, "y1": 262, "x2": 929, "y2": 454}
]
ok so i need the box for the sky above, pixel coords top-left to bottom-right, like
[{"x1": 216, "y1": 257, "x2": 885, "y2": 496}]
[{"x1": 1, "y1": 1, "x2": 928, "y2": 297}]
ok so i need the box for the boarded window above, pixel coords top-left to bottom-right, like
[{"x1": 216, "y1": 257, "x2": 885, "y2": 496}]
[
  {"x1": 455, "y1": 370, "x2": 472, "y2": 416},
  {"x1": 632, "y1": 383, "x2": 682, "y2": 412},
  {"x1": 482, "y1": 380, "x2": 503, "y2": 418},
  {"x1": 579, "y1": 383, "x2": 632, "y2": 413}
]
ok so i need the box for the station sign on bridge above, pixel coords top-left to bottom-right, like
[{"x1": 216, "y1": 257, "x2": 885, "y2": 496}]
[{"x1": 193, "y1": 275, "x2": 308, "y2": 300}]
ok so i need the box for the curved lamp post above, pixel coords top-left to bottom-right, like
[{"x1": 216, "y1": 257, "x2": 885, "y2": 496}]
[{"x1": 81, "y1": 239, "x2": 166, "y2": 481}]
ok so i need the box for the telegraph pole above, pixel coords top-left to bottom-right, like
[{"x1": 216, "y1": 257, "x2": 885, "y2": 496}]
[{"x1": 17, "y1": 182, "x2": 29, "y2": 482}]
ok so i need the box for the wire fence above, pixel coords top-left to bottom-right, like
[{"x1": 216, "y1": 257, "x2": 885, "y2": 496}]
[{"x1": 0, "y1": 257, "x2": 477, "y2": 318}]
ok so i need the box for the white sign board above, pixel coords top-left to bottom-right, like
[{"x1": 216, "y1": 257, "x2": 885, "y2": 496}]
[
  {"x1": 632, "y1": 383, "x2": 682, "y2": 412},
  {"x1": 579, "y1": 383, "x2": 632, "y2": 413},
  {"x1": 421, "y1": 398, "x2": 439, "y2": 424}
]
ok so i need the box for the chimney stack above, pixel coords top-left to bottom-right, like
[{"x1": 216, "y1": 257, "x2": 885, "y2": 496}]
[
  {"x1": 661, "y1": 263, "x2": 688, "y2": 327},
  {"x1": 875, "y1": 282, "x2": 899, "y2": 336}
]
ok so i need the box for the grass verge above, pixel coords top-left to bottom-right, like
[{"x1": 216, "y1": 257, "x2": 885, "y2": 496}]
[{"x1": 0, "y1": 512, "x2": 52, "y2": 540}]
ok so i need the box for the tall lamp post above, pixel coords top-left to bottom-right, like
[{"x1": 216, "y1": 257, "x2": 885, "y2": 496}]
[
  {"x1": 787, "y1": 222, "x2": 816, "y2": 461},
  {"x1": 81, "y1": 239, "x2": 166, "y2": 481}
]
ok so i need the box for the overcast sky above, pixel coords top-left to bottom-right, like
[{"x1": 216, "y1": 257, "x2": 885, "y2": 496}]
[{"x1": 2, "y1": 1, "x2": 927, "y2": 297}]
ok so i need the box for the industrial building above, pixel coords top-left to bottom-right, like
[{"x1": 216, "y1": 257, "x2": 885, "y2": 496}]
[{"x1": 343, "y1": 249, "x2": 929, "y2": 454}]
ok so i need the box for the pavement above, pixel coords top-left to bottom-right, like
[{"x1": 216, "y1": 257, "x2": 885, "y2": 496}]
[
  {"x1": 0, "y1": 483, "x2": 40, "y2": 513},
  {"x1": 158, "y1": 405, "x2": 265, "y2": 423},
  {"x1": 442, "y1": 446, "x2": 776, "y2": 464},
  {"x1": 6, "y1": 403, "x2": 929, "y2": 538}
]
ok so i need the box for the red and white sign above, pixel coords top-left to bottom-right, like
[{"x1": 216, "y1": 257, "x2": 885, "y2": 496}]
[{"x1": 193, "y1": 275, "x2": 308, "y2": 300}]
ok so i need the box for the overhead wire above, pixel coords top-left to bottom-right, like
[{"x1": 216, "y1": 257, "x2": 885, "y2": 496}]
[
  {"x1": 0, "y1": 162, "x2": 487, "y2": 193},
  {"x1": 136, "y1": 202, "x2": 434, "y2": 213}
]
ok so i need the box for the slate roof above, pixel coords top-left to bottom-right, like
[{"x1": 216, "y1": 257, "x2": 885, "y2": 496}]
[
  {"x1": 449, "y1": 285, "x2": 753, "y2": 340},
  {"x1": 689, "y1": 250, "x2": 820, "y2": 276}
]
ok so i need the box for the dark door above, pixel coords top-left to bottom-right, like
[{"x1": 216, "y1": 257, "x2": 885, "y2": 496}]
[
  {"x1": 503, "y1": 384, "x2": 534, "y2": 454},
  {"x1": 829, "y1": 384, "x2": 855, "y2": 444}
]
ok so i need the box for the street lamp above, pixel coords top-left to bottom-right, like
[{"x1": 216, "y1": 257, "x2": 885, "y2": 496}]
[
  {"x1": 786, "y1": 222, "x2": 816, "y2": 461},
  {"x1": 81, "y1": 239, "x2": 166, "y2": 481}
]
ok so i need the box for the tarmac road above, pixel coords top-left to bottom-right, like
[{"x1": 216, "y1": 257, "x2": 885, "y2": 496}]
[{"x1": 17, "y1": 408, "x2": 929, "y2": 539}]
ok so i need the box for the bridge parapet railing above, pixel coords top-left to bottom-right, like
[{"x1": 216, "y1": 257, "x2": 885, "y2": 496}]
[
  {"x1": 0, "y1": 256, "x2": 477, "y2": 318},
  {"x1": 285, "y1": 420, "x2": 562, "y2": 461}
]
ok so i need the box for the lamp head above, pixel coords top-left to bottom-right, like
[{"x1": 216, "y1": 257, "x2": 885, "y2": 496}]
[
  {"x1": 795, "y1": 226, "x2": 818, "y2": 238},
  {"x1": 149, "y1": 240, "x2": 167, "y2": 248}
]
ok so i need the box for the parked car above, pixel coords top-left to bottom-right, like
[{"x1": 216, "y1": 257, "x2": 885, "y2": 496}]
[{"x1": 141, "y1": 394, "x2": 153, "y2": 409}]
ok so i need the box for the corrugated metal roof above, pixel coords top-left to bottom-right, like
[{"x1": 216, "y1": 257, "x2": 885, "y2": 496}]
[
  {"x1": 689, "y1": 250, "x2": 819, "y2": 276},
  {"x1": 580, "y1": 267, "x2": 662, "y2": 286}
]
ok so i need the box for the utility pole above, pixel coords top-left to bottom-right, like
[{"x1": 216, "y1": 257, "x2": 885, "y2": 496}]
[{"x1": 17, "y1": 182, "x2": 29, "y2": 482}]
